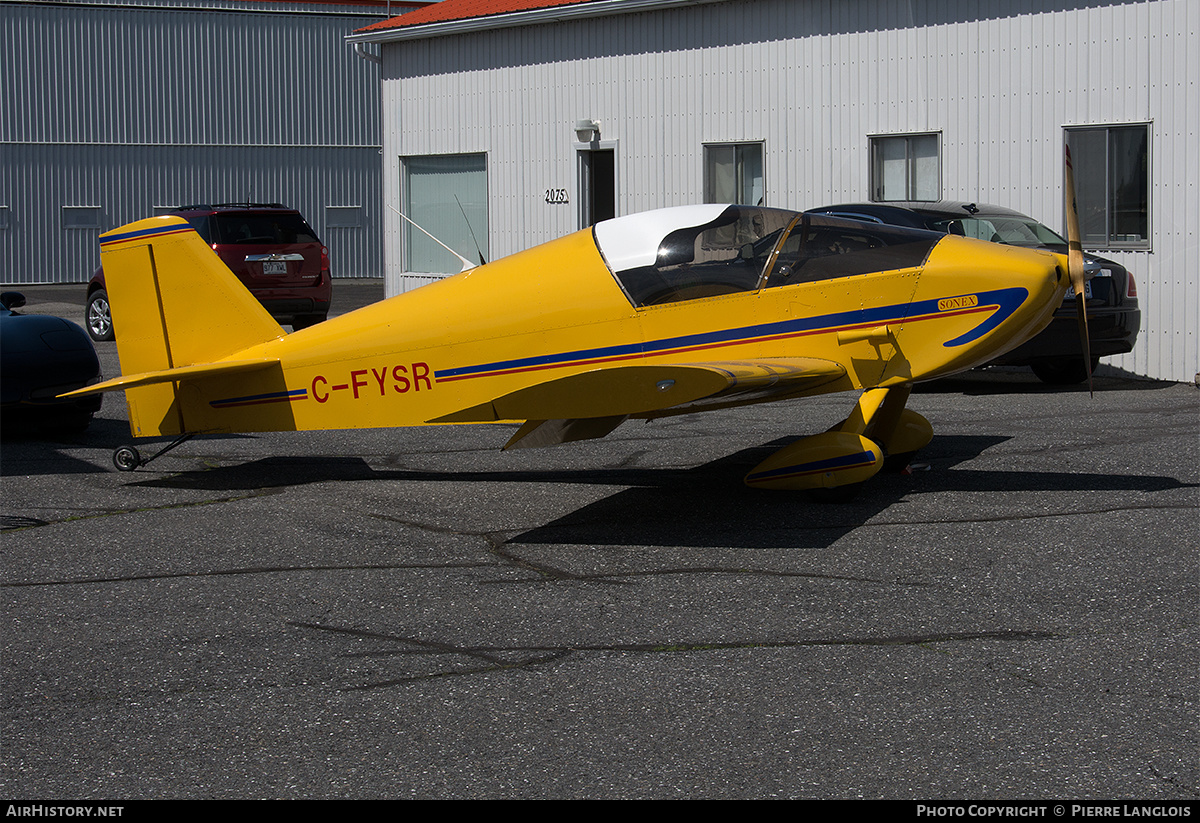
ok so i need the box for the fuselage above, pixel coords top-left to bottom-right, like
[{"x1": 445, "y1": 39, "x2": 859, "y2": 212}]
[{"x1": 178, "y1": 205, "x2": 1066, "y2": 435}]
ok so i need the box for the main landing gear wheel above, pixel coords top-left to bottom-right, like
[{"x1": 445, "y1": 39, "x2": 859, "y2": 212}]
[{"x1": 113, "y1": 446, "x2": 142, "y2": 472}]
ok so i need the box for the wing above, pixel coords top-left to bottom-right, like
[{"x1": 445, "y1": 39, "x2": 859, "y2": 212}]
[{"x1": 430, "y1": 357, "x2": 847, "y2": 449}]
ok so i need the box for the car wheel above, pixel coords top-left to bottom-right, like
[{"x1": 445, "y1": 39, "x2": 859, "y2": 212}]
[
  {"x1": 86, "y1": 290, "x2": 115, "y2": 341},
  {"x1": 1030, "y1": 357, "x2": 1100, "y2": 385}
]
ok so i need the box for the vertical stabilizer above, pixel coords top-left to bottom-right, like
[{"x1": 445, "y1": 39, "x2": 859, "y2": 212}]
[{"x1": 98, "y1": 217, "x2": 286, "y2": 435}]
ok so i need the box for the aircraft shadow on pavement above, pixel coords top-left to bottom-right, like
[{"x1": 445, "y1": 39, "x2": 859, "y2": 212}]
[
  {"x1": 0, "y1": 419, "x2": 126, "y2": 476},
  {"x1": 916, "y1": 369, "x2": 1174, "y2": 397},
  {"x1": 0, "y1": 417, "x2": 256, "y2": 477},
  {"x1": 122, "y1": 434, "x2": 1194, "y2": 550}
]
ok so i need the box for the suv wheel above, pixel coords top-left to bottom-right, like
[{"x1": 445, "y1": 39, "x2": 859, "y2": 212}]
[{"x1": 86, "y1": 290, "x2": 115, "y2": 342}]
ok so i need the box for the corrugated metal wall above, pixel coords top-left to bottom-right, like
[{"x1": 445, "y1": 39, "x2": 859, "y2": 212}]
[
  {"x1": 377, "y1": 0, "x2": 1198, "y2": 384},
  {"x1": 4, "y1": 142, "x2": 382, "y2": 282},
  {"x1": 1, "y1": 0, "x2": 394, "y2": 282}
]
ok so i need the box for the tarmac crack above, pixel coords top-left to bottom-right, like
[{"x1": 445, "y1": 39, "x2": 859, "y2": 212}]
[
  {"x1": 293, "y1": 622, "x2": 1061, "y2": 690},
  {"x1": 0, "y1": 560, "x2": 492, "y2": 588},
  {"x1": 0, "y1": 489, "x2": 284, "y2": 533},
  {"x1": 366, "y1": 512, "x2": 591, "y2": 581}
]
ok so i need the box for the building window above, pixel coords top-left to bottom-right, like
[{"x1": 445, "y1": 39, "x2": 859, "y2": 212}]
[
  {"x1": 401, "y1": 153, "x2": 488, "y2": 272},
  {"x1": 870, "y1": 133, "x2": 940, "y2": 202},
  {"x1": 325, "y1": 205, "x2": 363, "y2": 229},
  {"x1": 1066, "y1": 124, "x2": 1150, "y2": 249},
  {"x1": 62, "y1": 206, "x2": 102, "y2": 230},
  {"x1": 704, "y1": 143, "x2": 764, "y2": 206}
]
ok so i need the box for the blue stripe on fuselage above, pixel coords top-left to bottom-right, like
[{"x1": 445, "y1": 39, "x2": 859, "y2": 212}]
[{"x1": 434, "y1": 287, "x2": 1028, "y2": 383}]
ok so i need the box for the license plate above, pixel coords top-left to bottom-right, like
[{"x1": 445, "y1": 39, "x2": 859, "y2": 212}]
[
  {"x1": 263, "y1": 260, "x2": 288, "y2": 275},
  {"x1": 1067, "y1": 280, "x2": 1094, "y2": 301}
]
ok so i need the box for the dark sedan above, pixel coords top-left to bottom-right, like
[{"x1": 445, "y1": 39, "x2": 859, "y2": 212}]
[
  {"x1": 1, "y1": 292, "x2": 103, "y2": 433},
  {"x1": 804, "y1": 201, "x2": 1141, "y2": 384}
]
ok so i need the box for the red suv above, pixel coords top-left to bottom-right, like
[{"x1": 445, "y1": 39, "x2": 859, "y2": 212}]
[{"x1": 86, "y1": 203, "x2": 331, "y2": 341}]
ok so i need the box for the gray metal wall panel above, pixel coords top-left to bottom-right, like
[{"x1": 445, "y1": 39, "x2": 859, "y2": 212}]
[
  {"x1": 2, "y1": 1, "x2": 390, "y2": 283},
  {"x1": 4, "y1": 4, "x2": 384, "y2": 147},
  {"x1": 1, "y1": 143, "x2": 382, "y2": 282},
  {"x1": 377, "y1": 0, "x2": 1197, "y2": 383}
]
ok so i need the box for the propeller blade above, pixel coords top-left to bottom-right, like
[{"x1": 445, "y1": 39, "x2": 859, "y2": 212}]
[{"x1": 1064, "y1": 142, "x2": 1093, "y2": 396}]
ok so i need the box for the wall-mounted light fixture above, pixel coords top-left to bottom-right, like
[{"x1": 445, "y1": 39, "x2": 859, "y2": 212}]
[{"x1": 574, "y1": 119, "x2": 601, "y2": 143}]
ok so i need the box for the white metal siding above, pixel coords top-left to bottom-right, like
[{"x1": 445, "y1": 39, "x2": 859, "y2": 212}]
[{"x1": 376, "y1": 0, "x2": 1197, "y2": 383}]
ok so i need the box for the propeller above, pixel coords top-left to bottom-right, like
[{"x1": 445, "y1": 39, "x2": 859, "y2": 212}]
[{"x1": 1064, "y1": 142, "x2": 1093, "y2": 396}]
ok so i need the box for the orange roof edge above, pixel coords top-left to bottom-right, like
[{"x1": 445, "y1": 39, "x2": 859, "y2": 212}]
[{"x1": 353, "y1": 0, "x2": 630, "y2": 36}]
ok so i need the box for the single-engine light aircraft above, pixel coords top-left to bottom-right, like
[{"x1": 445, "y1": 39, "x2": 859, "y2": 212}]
[{"x1": 66, "y1": 193, "x2": 1085, "y2": 496}]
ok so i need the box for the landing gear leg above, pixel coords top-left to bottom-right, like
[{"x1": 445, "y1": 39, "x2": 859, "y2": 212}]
[
  {"x1": 850, "y1": 384, "x2": 932, "y2": 473},
  {"x1": 112, "y1": 433, "x2": 197, "y2": 472}
]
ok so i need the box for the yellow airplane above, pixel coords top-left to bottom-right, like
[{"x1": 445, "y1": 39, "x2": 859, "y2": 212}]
[{"x1": 67, "y1": 173, "x2": 1087, "y2": 497}]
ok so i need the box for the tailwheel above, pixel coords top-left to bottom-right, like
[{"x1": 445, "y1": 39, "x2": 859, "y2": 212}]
[
  {"x1": 113, "y1": 446, "x2": 142, "y2": 472},
  {"x1": 110, "y1": 433, "x2": 196, "y2": 472}
]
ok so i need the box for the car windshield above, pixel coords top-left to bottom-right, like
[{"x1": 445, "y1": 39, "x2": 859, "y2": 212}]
[
  {"x1": 928, "y1": 216, "x2": 1066, "y2": 248},
  {"x1": 208, "y1": 213, "x2": 320, "y2": 245}
]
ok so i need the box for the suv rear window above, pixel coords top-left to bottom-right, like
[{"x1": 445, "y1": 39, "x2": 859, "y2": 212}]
[{"x1": 206, "y1": 214, "x2": 320, "y2": 245}]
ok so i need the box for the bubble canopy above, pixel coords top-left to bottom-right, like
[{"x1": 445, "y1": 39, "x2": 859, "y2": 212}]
[{"x1": 593, "y1": 205, "x2": 942, "y2": 308}]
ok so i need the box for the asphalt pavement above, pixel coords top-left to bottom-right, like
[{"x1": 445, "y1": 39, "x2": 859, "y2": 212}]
[{"x1": 1, "y1": 283, "x2": 1197, "y2": 799}]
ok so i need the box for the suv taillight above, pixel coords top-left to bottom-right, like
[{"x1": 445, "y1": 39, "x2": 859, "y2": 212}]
[
  {"x1": 320, "y1": 246, "x2": 330, "y2": 280},
  {"x1": 1126, "y1": 272, "x2": 1137, "y2": 298}
]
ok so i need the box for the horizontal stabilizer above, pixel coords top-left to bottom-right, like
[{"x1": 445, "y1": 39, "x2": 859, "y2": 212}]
[{"x1": 60, "y1": 358, "x2": 279, "y2": 398}]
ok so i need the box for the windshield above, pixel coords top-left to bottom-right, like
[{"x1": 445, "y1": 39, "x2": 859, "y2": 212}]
[
  {"x1": 596, "y1": 206, "x2": 941, "y2": 307},
  {"x1": 929, "y1": 216, "x2": 1066, "y2": 248},
  {"x1": 597, "y1": 205, "x2": 794, "y2": 306}
]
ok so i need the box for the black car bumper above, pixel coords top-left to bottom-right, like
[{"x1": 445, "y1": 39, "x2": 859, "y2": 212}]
[{"x1": 993, "y1": 304, "x2": 1141, "y2": 365}]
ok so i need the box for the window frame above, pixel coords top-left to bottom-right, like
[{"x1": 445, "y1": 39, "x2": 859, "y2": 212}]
[
  {"x1": 61, "y1": 205, "x2": 102, "y2": 230},
  {"x1": 1064, "y1": 123, "x2": 1151, "y2": 251},
  {"x1": 325, "y1": 205, "x2": 364, "y2": 230},
  {"x1": 703, "y1": 141, "x2": 766, "y2": 207},
  {"x1": 869, "y1": 132, "x2": 942, "y2": 203},
  {"x1": 400, "y1": 152, "x2": 489, "y2": 273}
]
